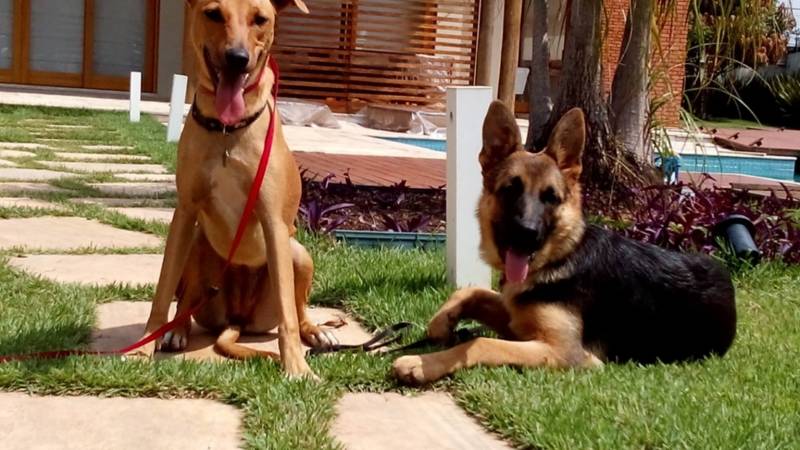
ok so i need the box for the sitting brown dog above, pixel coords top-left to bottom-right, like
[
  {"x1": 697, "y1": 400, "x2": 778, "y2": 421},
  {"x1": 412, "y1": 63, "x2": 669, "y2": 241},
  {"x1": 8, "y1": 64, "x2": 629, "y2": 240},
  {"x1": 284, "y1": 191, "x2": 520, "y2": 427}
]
[{"x1": 138, "y1": 0, "x2": 335, "y2": 378}]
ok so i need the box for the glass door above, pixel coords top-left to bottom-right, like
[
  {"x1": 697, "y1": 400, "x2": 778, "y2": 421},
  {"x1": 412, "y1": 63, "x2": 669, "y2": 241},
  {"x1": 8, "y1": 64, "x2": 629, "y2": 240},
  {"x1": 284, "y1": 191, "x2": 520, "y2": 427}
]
[
  {"x1": 85, "y1": 0, "x2": 157, "y2": 91},
  {"x1": 26, "y1": 0, "x2": 85, "y2": 86},
  {"x1": 0, "y1": 0, "x2": 14, "y2": 81},
  {"x1": 0, "y1": 0, "x2": 158, "y2": 91}
]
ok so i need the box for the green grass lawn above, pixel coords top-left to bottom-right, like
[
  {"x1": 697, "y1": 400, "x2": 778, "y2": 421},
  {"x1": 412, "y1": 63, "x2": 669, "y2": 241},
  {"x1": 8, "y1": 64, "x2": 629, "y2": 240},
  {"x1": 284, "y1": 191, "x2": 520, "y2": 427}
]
[{"x1": 1, "y1": 104, "x2": 800, "y2": 449}]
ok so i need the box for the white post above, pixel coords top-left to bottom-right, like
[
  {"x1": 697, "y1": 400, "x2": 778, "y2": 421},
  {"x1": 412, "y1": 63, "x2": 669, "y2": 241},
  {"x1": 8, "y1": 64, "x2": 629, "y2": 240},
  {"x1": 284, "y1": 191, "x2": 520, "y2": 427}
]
[
  {"x1": 447, "y1": 87, "x2": 493, "y2": 288},
  {"x1": 167, "y1": 74, "x2": 188, "y2": 142},
  {"x1": 129, "y1": 72, "x2": 141, "y2": 123}
]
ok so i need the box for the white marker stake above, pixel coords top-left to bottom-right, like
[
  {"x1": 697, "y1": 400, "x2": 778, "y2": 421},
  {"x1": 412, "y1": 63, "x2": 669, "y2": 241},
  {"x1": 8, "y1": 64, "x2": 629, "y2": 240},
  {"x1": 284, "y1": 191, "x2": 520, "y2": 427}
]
[
  {"x1": 129, "y1": 72, "x2": 141, "y2": 123},
  {"x1": 167, "y1": 74, "x2": 188, "y2": 142},
  {"x1": 446, "y1": 87, "x2": 493, "y2": 288}
]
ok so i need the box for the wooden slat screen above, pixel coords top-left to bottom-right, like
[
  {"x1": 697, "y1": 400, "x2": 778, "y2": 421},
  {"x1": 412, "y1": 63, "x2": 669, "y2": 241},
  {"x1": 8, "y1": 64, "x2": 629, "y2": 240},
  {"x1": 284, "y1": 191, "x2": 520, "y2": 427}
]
[{"x1": 273, "y1": 0, "x2": 479, "y2": 112}]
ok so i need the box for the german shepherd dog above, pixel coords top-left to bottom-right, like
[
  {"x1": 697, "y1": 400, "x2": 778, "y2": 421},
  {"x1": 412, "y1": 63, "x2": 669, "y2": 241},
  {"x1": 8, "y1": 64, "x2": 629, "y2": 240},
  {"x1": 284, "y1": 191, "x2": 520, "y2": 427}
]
[{"x1": 393, "y1": 102, "x2": 737, "y2": 385}]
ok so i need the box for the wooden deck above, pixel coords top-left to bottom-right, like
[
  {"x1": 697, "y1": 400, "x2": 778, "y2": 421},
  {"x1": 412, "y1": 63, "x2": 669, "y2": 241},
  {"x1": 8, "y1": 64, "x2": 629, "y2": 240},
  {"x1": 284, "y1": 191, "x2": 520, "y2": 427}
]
[
  {"x1": 294, "y1": 151, "x2": 797, "y2": 199},
  {"x1": 680, "y1": 172, "x2": 799, "y2": 198},
  {"x1": 294, "y1": 152, "x2": 446, "y2": 189},
  {"x1": 713, "y1": 128, "x2": 800, "y2": 158}
]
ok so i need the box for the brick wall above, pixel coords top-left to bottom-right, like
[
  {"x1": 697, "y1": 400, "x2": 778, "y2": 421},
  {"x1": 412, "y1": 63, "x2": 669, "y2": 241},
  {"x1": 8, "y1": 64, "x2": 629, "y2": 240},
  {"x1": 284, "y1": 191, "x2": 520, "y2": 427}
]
[{"x1": 600, "y1": 0, "x2": 690, "y2": 127}]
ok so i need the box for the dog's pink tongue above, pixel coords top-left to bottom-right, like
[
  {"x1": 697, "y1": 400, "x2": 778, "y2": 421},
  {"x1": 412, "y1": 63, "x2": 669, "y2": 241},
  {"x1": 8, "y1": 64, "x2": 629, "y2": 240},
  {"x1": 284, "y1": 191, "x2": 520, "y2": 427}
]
[
  {"x1": 505, "y1": 250, "x2": 530, "y2": 284},
  {"x1": 215, "y1": 73, "x2": 248, "y2": 126}
]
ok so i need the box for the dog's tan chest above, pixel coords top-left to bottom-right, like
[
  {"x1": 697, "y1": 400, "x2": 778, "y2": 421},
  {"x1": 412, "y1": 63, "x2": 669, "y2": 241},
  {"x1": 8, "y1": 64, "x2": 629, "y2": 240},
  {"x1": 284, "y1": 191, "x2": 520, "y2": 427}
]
[{"x1": 195, "y1": 159, "x2": 269, "y2": 267}]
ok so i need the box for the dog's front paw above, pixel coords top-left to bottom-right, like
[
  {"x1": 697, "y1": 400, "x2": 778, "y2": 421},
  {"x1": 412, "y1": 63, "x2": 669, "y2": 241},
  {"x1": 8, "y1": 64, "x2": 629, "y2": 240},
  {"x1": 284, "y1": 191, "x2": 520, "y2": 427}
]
[
  {"x1": 125, "y1": 337, "x2": 159, "y2": 360},
  {"x1": 160, "y1": 326, "x2": 190, "y2": 352},
  {"x1": 427, "y1": 310, "x2": 457, "y2": 344},
  {"x1": 283, "y1": 357, "x2": 319, "y2": 382},
  {"x1": 301, "y1": 322, "x2": 339, "y2": 350},
  {"x1": 393, "y1": 355, "x2": 443, "y2": 385}
]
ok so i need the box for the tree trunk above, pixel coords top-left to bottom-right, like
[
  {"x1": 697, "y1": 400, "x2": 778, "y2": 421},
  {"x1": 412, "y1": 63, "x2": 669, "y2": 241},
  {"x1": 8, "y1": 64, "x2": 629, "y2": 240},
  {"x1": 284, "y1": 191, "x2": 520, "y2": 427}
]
[
  {"x1": 498, "y1": 0, "x2": 523, "y2": 109},
  {"x1": 546, "y1": 0, "x2": 611, "y2": 176},
  {"x1": 475, "y1": 0, "x2": 503, "y2": 87},
  {"x1": 610, "y1": 0, "x2": 654, "y2": 161},
  {"x1": 525, "y1": 0, "x2": 553, "y2": 150}
]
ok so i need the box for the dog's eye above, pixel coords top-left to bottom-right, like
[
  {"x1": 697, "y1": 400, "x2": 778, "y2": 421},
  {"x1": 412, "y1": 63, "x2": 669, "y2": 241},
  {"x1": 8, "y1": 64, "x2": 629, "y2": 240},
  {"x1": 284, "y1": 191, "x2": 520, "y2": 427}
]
[
  {"x1": 498, "y1": 176, "x2": 523, "y2": 196},
  {"x1": 540, "y1": 186, "x2": 561, "y2": 205},
  {"x1": 253, "y1": 14, "x2": 269, "y2": 26},
  {"x1": 204, "y1": 8, "x2": 224, "y2": 23}
]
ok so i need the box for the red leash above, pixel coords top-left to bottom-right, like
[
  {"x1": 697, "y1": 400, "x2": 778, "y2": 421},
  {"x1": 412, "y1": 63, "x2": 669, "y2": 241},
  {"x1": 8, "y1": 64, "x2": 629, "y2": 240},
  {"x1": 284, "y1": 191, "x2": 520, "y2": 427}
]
[{"x1": 0, "y1": 58, "x2": 281, "y2": 363}]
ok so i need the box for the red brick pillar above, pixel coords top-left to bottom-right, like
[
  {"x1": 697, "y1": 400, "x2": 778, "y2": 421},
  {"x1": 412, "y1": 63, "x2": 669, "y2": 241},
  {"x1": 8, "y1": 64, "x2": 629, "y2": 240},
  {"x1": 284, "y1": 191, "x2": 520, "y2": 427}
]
[{"x1": 600, "y1": 0, "x2": 690, "y2": 127}]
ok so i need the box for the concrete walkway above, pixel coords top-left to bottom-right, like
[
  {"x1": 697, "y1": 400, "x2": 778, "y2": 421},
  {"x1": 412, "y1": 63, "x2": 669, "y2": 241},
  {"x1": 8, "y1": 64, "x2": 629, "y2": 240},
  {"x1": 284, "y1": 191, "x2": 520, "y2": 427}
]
[{"x1": 0, "y1": 107, "x2": 512, "y2": 449}]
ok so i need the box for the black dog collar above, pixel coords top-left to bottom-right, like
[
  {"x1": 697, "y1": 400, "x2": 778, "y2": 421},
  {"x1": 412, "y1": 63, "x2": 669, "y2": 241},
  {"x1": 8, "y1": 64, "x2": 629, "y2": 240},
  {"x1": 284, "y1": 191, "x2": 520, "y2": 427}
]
[{"x1": 190, "y1": 100, "x2": 268, "y2": 134}]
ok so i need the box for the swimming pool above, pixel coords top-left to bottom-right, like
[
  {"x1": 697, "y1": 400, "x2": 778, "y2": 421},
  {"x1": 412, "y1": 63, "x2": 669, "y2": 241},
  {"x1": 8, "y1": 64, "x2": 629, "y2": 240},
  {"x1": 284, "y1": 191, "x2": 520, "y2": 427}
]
[
  {"x1": 380, "y1": 136, "x2": 800, "y2": 183},
  {"x1": 678, "y1": 154, "x2": 797, "y2": 181},
  {"x1": 379, "y1": 136, "x2": 446, "y2": 152}
]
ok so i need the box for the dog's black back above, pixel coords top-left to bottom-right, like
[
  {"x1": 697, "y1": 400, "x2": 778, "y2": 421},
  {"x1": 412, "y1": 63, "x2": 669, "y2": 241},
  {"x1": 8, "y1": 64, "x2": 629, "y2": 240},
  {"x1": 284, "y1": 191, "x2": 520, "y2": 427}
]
[{"x1": 516, "y1": 224, "x2": 737, "y2": 363}]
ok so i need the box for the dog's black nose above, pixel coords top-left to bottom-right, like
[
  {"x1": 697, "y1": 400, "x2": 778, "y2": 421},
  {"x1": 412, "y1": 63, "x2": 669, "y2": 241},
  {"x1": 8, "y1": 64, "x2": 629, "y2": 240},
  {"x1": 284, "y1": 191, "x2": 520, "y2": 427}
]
[
  {"x1": 512, "y1": 217, "x2": 540, "y2": 246},
  {"x1": 225, "y1": 48, "x2": 250, "y2": 72}
]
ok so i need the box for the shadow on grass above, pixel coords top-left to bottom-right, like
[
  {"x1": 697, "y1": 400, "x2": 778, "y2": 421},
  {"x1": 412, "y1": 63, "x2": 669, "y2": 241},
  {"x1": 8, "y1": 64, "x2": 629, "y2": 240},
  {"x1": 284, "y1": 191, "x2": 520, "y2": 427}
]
[{"x1": 0, "y1": 323, "x2": 91, "y2": 359}]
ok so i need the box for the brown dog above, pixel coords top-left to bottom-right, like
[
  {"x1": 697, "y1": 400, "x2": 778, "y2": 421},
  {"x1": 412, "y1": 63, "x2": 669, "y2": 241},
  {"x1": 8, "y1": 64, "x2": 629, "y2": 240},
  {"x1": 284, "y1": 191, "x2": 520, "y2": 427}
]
[
  {"x1": 137, "y1": 0, "x2": 335, "y2": 378},
  {"x1": 393, "y1": 102, "x2": 736, "y2": 384}
]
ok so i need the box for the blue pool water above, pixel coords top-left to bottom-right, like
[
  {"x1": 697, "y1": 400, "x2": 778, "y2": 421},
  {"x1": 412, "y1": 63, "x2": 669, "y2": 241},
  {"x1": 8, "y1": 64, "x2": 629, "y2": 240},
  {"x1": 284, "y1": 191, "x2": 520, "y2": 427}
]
[
  {"x1": 380, "y1": 136, "x2": 800, "y2": 183},
  {"x1": 379, "y1": 136, "x2": 446, "y2": 152},
  {"x1": 678, "y1": 154, "x2": 796, "y2": 181}
]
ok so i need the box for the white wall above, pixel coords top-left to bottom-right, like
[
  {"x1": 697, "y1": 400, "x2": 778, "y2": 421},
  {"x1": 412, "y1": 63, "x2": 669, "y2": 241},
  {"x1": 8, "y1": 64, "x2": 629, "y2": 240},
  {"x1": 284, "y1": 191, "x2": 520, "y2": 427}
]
[
  {"x1": 788, "y1": 52, "x2": 800, "y2": 73},
  {"x1": 520, "y1": 0, "x2": 566, "y2": 64},
  {"x1": 156, "y1": 0, "x2": 185, "y2": 98}
]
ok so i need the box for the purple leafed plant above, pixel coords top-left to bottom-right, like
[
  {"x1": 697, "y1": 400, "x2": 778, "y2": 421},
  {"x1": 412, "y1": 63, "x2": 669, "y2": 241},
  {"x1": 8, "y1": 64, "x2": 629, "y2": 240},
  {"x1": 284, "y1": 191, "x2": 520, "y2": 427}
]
[
  {"x1": 586, "y1": 177, "x2": 800, "y2": 263},
  {"x1": 381, "y1": 213, "x2": 432, "y2": 233},
  {"x1": 299, "y1": 199, "x2": 355, "y2": 235}
]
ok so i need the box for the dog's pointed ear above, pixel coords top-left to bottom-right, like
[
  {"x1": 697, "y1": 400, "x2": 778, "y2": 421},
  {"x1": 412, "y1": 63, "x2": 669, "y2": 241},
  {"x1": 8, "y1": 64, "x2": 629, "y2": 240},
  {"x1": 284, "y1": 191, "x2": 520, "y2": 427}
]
[
  {"x1": 272, "y1": 0, "x2": 309, "y2": 14},
  {"x1": 480, "y1": 101, "x2": 522, "y2": 173},
  {"x1": 544, "y1": 108, "x2": 585, "y2": 180}
]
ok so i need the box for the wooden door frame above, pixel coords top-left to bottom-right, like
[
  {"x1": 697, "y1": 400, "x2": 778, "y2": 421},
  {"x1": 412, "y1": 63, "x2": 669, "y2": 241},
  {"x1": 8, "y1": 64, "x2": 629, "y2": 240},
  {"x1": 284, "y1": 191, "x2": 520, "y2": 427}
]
[
  {"x1": 0, "y1": 0, "x2": 25, "y2": 83},
  {"x1": 83, "y1": 0, "x2": 159, "y2": 92},
  {"x1": 4, "y1": 0, "x2": 159, "y2": 92}
]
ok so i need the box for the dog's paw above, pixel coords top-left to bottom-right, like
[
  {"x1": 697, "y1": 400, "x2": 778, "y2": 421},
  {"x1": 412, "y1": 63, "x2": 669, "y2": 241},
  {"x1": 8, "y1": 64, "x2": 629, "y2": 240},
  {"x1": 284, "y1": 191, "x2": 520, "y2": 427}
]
[
  {"x1": 160, "y1": 328, "x2": 190, "y2": 352},
  {"x1": 283, "y1": 357, "x2": 319, "y2": 382},
  {"x1": 426, "y1": 311, "x2": 456, "y2": 344},
  {"x1": 301, "y1": 323, "x2": 339, "y2": 350},
  {"x1": 582, "y1": 351, "x2": 605, "y2": 368},
  {"x1": 393, "y1": 355, "x2": 440, "y2": 385},
  {"x1": 125, "y1": 338, "x2": 158, "y2": 360}
]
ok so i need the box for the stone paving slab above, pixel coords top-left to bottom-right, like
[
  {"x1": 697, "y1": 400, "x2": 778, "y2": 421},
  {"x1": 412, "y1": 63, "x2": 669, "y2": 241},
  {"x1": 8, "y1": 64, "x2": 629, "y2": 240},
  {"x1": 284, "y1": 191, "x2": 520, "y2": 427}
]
[
  {"x1": 0, "y1": 217, "x2": 162, "y2": 251},
  {"x1": 0, "y1": 182, "x2": 68, "y2": 195},
  {"x1": 54, "y1": 152, "x2": 151, "y2": 162},
  {"x1": 0, "y1": 393, "x2": 242, "y2": 450},
  {"x1": 116, "y1": 172, "x2": 176, "y2": 182},
  {"x1": 46, "y1": 124, "x2": 92, "y2": 129},
  {"x1": 8, "y1": 254, "x2": 163, "y2": 285},
  {"x1": 331, "y1": 392, "x2": 512, "y2": 450},
  {"x1": 0, "y1": 167, "x2": 72, "y2": 181},
  {"x1": 71, "y1": 197, "x2": 173, "y2": 208},
  {"x1": 35, "y1": 138, "x2": 92, "y2": 145},
  {"x1": 92, "y1": 301, "x2": 373, "y2": 361},
  {"x1": 89, "y1": 182, "x2": 176, "y2": 197},
  {"x1": 0, "y1": 149, "x2": 36, "y2": 158},
  {"x1": 0, "y1": 159, "x2": 17, "y2": 167},
  {"x1": 0, "y1": 142, "x2": 52, "y2": 150},
  {"x1": 0, "y1": 197, "x2": 64, "y2": 210},
  {"x1": 39, "y1": 161, "x2": 168, "y2": 174},
  {"x1": 82, "y1": 144, "x2": 133, "y2": 151},
  {"x1": 111, "y1": 207, "x2": 174, "y2": 223}
]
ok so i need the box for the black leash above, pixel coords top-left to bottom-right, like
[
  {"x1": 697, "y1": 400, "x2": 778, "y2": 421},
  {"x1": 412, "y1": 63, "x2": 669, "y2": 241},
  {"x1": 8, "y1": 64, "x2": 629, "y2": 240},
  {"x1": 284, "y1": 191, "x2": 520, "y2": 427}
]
[{"x1": 308, "y1": 322, "x2": 485, "y2": 356}]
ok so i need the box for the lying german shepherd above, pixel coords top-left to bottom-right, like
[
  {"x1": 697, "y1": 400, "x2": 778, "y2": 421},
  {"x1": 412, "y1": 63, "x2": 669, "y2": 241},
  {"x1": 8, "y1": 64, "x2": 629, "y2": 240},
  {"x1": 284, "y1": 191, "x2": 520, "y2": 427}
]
[{"x1": 393, "y1": 102, "x2": 737, "y2": 385}]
